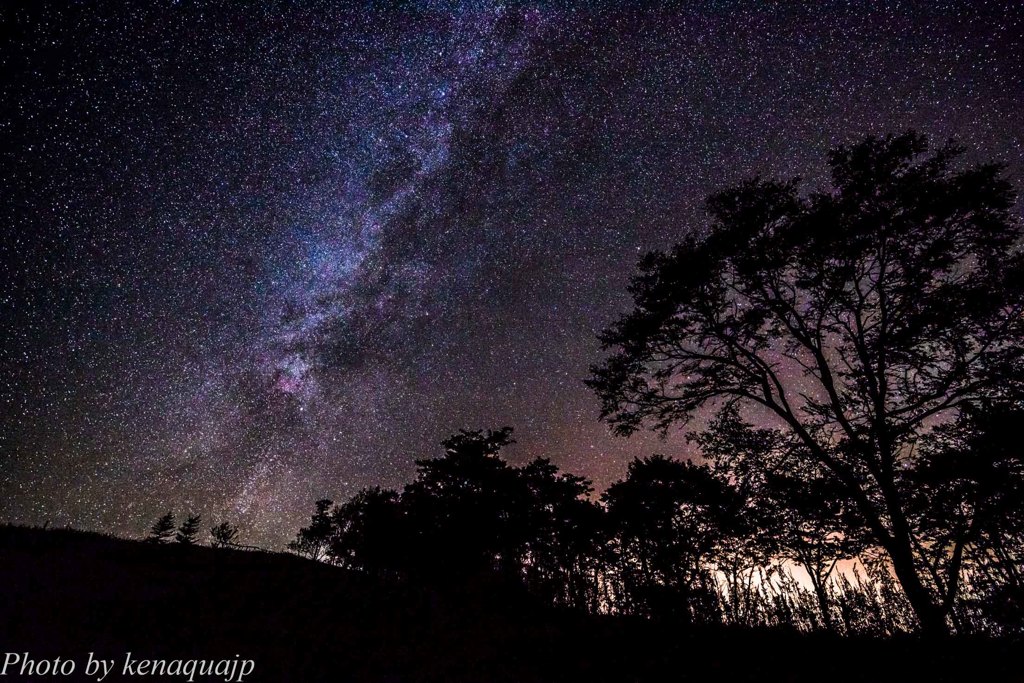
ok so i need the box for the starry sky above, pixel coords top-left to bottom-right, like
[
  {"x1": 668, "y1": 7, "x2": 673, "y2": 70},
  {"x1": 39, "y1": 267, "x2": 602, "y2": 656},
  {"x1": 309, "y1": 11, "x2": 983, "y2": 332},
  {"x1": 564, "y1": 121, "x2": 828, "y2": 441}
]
[{"x1": 2, "y1": 1, "x2": 1022, "y2": 547}]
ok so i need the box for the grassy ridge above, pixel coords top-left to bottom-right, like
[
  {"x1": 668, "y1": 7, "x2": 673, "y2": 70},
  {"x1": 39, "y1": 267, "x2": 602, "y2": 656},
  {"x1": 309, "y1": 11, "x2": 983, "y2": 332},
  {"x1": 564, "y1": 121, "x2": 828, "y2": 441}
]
[{"x1": 0, "y1": 525, "x2": 1017, "y2": 682}]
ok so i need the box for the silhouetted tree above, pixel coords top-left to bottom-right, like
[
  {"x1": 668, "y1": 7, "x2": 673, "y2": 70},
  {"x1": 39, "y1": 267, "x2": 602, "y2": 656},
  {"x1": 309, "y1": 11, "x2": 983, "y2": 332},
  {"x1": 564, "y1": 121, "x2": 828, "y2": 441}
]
[
  {"x1": 762, "y1": 470, "x2": 863, "y2": 630},
  {"x1": 321, "y1": 431, "x2": 607, "y2": 608},
  {"x1": 147, "y1": 511, "x2": 176, "y2": 543},
  {"x1": 696, "y1": 406, "x2": 865, "y2": 631},
  {"x1": 289, "y1": 498, "x2": 334, "y2": 560},
  {"x1": 210, "y1": 521, "x2": 239, "y2": 548},
  {"x1": 401, "y1": 428, "x2": 524, "y2": 579},
  {"x1": 517, "y1": 458, "x2": 605, "y2": 611},
  {"x1": 909, "y1": 401, "x2": 1024, "y2": 631},
  {"x1": 603, "y1": 456, "x2": 744, "y2": 622},
  {"x1": 176, "y1": 514, "x2": 202, "y2": 545},
  {"x1": 589, "y1": 131, "x2": 1024, "y2": 635},
  {"x1": 328, "y1": 487, "x2": 405, "y2": 576}
]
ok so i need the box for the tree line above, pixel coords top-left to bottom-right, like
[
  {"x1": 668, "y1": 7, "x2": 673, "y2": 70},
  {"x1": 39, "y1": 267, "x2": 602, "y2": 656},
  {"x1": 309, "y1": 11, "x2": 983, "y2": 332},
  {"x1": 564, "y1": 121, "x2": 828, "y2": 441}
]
[
  {"x1": 146, "y1": 511, "x2": 240, "y2": 548},
  {"x1": 291, "y1": 132, "x2": 1024, "y2": 637},
  {"x1": 289, "y1": 419, "x2": 1021, "y2": 636}
]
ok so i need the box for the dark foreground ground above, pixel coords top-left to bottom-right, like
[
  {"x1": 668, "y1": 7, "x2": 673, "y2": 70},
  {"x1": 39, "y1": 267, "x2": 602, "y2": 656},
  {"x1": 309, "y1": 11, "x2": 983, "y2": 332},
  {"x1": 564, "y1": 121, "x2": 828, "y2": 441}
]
[{"x1": 0, "y1": 525, "x2": 1019, "y2": 683}]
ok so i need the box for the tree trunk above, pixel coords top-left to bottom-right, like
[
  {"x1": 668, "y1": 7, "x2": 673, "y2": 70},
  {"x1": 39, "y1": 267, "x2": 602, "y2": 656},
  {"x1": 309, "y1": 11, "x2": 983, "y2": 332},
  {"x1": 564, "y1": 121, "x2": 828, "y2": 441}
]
[
  {"x1": 884, "y1": 535, "x2": 949, "y2": 637},
  {"x1": 806, "y1": 565, "x2": 835, "y2": 633},
  {"x1": 875, "y1": 466, "x2": 951, "y2": 637}
]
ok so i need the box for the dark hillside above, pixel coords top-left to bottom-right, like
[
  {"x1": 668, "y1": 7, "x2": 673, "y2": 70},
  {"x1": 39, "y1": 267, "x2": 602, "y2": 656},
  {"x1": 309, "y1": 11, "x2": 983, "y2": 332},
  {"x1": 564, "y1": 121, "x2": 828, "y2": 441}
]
[{"x1": 0, "y1": 525, "x2": 1017, "y2": 682}]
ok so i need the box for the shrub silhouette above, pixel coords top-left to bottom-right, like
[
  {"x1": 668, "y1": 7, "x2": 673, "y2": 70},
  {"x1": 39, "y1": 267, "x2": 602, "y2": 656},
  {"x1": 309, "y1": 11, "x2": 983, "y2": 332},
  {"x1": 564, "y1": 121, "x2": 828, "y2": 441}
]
[{"x1": 210, "y1": 521, "x2": 239, "y2": 548}]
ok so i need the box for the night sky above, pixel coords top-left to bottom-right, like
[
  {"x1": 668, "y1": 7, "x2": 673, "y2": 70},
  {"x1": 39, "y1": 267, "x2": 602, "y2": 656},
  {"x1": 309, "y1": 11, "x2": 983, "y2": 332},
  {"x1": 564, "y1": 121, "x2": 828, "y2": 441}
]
[{"x1": 3, "y1": 1, "x2": 1022, "y2": 547}]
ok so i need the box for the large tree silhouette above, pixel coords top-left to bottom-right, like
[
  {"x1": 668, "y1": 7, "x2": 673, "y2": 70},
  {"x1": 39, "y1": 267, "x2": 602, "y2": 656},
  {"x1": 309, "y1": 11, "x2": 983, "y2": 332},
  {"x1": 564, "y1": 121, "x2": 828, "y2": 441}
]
[{"x1": 589, "y1": 132, "x2": 1024, "y2": 635}]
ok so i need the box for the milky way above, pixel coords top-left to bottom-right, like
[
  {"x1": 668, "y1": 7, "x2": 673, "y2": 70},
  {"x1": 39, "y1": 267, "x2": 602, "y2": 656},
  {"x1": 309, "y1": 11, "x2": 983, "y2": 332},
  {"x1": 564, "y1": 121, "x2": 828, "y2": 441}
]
[{"x1": 3, "y1": 1, "x2": 1023, "y2": 546}]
